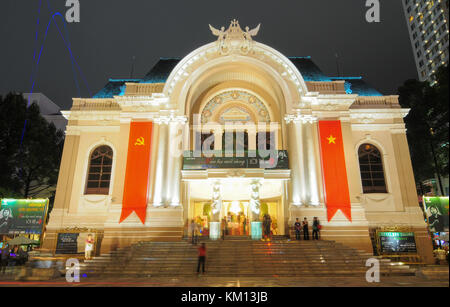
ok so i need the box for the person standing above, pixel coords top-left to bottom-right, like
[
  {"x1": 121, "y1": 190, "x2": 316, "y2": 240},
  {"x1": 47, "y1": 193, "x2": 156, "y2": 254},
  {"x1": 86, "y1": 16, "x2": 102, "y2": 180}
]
[
  {"x1": 221, "y1": 217, "x2": 226, "y2": 240},
  {"x1": 193, "y1": 221, "x2": 200, "y2": 245},
  {"x1": 85, "y1": 234, "x2": 94, "y2": 260},
  {"x1": 197, "y1": 243, "x2": 206, "y2": 275},
  {"x1": 189, "y1": 219, "x2": 196, "y2": 245},
  {"x1": 302, "y1": 217, "x2": 309, "y2": 240},
  {"x1": 243, "y1": 217, "x2": 247, "y2": 236},
  {"x1": 312, "y1": 217, "x2": 321, "y2": 240},
  {"x1": 294, "y1": 218, "x2": 302, "y2": 240},
  {"x1": 0, "y1": 245, "x2": 9, "y2": 274},
  {"x1": 266, "y1": 215, "x2": 272, "y2": 240}
]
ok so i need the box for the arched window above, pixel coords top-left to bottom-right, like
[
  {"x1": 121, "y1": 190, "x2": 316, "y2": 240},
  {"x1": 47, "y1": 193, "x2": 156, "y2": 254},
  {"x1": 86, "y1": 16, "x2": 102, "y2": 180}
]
[
  {"x1": 358, "y1": 144, "x2": 387, "y2": 193},
  {"x1": 85, "y1": 145, "x2": 113, "y2": 195}
]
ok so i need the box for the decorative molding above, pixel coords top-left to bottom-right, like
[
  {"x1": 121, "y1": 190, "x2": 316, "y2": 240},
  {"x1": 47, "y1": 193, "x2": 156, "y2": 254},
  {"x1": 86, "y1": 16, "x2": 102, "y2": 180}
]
[
  {"x1": 350, "y1": 109, "x2": 410, "y2": 123},
  {"x1": 61, "y1": 111, "x2": 121, "y2": 121},
  {"x1": 284, "y1": 112, "x2": 317, "y2": 124},
  {"x1": 154, "y1": 114, "x2": 188, "y2": 125}
]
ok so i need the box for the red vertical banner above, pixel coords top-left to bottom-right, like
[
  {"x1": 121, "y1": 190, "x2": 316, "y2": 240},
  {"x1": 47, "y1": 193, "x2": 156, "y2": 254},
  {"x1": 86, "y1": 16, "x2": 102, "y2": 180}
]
[
  {"x1": 318, "y1": 120, "x2": 352, "y2": 222},
  {"x1": 120, "y1": 122, "x2": 153, "y2": 224}
]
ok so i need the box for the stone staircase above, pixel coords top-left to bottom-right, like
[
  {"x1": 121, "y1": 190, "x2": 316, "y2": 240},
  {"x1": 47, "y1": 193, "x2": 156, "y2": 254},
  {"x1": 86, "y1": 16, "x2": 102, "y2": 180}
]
[{"x1": 77, "y1": 238, "x2": 415, "y2": 279}]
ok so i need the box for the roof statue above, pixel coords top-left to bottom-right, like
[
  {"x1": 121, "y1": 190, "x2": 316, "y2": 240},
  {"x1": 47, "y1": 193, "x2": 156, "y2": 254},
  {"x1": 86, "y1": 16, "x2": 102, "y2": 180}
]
[{"x1": 209, "y1": 19, "x2": 261, "y2": 55}]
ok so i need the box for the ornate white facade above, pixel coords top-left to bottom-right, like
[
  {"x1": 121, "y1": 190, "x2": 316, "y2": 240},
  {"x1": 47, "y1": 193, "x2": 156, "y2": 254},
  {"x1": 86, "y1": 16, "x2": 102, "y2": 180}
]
[{"x1": 43, "y1": 21, "x2": 434, "y2": 263}]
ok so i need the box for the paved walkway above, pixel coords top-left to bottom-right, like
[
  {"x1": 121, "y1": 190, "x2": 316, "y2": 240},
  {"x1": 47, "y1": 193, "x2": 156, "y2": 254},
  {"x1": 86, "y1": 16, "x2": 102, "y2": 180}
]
[{"x1": 0, "y1": 274, "x2": 448, "y2": 287}]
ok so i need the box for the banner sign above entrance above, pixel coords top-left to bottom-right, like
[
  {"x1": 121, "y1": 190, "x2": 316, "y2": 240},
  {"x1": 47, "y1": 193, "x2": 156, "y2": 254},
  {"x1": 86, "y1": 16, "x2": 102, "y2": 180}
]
[{"x1": 182, "y1": 150, "x2": 289, "y2": 170}]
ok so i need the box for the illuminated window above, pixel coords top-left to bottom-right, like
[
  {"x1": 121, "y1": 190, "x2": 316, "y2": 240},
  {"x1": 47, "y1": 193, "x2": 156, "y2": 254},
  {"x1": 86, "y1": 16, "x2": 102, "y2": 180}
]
[
  {"x1": 358, "y1": 144, "x2": 387, "y2": 193},
  {"x1": 85, "y1": 145, "x2": 113, "y2": 195},
  {"x1": 409, "y1": 15, "x2": 414, "y2": 22}
]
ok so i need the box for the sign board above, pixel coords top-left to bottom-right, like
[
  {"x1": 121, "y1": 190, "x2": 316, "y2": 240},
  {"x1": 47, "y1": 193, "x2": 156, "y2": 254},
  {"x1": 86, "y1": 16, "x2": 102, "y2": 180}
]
[
  {"x1": 55, "y1": 233, "x2": 79, "y2": 254},
  {"x1": 423, "y1": 196, "x2": 449, "y2": 232},
  {"x1": 0, "y1": 199, "x2": 48, "y2": 235},
  {"x1": 378, "y1": 232, "x2": 417, "y2": 253},
  {"x1": 183, "y1": 150, "x2": 289, "y2": 170}
]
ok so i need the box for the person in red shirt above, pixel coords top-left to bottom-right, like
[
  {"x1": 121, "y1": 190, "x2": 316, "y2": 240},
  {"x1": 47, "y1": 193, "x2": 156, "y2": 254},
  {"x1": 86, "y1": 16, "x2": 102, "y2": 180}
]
[{"x1": 197, "y1": 243, "x2": 206, "y2": 274}]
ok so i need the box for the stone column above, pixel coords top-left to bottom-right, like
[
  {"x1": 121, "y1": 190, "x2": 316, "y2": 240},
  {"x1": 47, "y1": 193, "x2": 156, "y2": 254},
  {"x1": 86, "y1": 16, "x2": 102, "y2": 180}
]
[
  {"x1": 166, "y1": 117, "x2": 187, "y2": 207},
  {"x1": 285, "y1": 115, "x2": 305, "y2": 206},
  {"x1": 303, "y1": 117, "x2": 320, "y2": 206},
  {"x1": 152, "y1": 118, "x2": 169, "y2": 207},
  {"x1": 210, "y1": 180, "x2": 222, "y2": 240},
  {"x1": 249, "y1": 179, "x2": 262, "y2": 240},
  {"x1": 247, "y1": 126, "x2": 257, "y2": 157},
  {"x1": 213, "y1": 128, "x2": 223, "y2": 153}
]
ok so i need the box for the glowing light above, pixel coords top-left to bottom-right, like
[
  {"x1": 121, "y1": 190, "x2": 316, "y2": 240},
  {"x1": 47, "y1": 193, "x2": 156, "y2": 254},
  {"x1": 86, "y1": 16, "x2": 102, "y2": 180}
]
[
  {"x1": 251, "y1": 222, "x2": 262, "y2": 240},
  {"x1": 230, "y1": 200, "x2": 242, "y2": 214},
  {"x1": 209, "y1": 222, "x2": 220, "y2": 240}
]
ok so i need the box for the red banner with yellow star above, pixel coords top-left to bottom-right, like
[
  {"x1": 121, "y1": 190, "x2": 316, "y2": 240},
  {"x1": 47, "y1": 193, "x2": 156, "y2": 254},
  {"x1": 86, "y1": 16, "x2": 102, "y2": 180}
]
[
  {"x1": 318, "y1": 120, "x2": 352, "y2": 222},
  {"x1": 120, "y1": 122, "x2": 153, "y2": 224}
]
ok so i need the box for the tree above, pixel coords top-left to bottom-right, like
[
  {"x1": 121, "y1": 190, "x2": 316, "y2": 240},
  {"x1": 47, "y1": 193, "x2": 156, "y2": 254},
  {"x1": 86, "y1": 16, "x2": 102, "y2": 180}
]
[
  {"x1": 398, "y1": 66, "x2": 449, "y2": 192},
  {"x1": 0, "y1": 93, "x2": 64, "y2": 202}
]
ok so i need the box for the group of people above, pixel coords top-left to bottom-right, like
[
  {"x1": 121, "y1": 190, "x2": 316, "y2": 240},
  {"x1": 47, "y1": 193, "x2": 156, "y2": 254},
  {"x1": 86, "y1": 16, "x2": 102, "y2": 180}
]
[
  {"x1": 221, "y1": 213, "x2": 249, "y2": 238},
  {"x1": 0, "y1": 244, "x2": 29, "y2": 273},
  {"x1": 294, "y1": 217, "x2": 321, "y2": 240}
]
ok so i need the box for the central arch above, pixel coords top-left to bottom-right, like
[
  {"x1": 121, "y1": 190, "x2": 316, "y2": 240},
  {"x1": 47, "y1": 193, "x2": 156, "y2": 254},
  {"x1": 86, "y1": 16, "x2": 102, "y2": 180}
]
[{"x1": 164, "y1": 41, "x2": 309, "y2": 117}]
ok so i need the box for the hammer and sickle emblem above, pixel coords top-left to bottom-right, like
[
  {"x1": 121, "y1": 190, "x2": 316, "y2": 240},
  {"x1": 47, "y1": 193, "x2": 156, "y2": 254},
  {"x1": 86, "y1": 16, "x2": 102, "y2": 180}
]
[{"x1": 134, "y1": 137, "x2": 145, "y2": 146}]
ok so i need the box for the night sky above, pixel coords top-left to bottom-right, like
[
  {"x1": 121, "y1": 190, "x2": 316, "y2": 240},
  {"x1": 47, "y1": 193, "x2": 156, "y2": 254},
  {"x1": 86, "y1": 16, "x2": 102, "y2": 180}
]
[{"x1": 0, "y1": 0, "x2": 418, "y2": 110}]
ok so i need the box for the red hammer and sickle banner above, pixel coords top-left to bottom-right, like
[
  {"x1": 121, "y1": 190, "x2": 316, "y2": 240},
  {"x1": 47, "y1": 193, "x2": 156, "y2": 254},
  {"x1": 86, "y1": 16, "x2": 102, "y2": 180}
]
[
  {"x1": 318, "y1": 120, "x2": 352, "y2": 222},
  {"x1": 120, "y1": 122, "x2": 153, "y2": 224}
]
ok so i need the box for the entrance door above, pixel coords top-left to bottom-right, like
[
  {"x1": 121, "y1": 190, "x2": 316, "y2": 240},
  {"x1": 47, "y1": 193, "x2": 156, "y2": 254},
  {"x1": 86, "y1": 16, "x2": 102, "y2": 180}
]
[
  {"x1": 222, "y1": 201, "x2": 250, "y2": 236},
  {"x1": 190, "y1": 199, "x2": 281, "y2": 237}
]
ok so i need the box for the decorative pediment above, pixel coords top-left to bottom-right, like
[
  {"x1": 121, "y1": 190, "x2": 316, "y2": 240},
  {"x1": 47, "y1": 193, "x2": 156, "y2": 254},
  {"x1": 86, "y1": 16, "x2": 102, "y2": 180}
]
[{"x1": 220, "y1": 107, "x2": 251, "y2": 122}]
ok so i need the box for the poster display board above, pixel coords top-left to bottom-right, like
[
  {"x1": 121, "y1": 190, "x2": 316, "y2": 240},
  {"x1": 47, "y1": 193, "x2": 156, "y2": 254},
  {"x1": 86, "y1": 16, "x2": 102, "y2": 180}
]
[
  {"x1": 423, "y1": 196, "x2": 449, "y2": 232},
  {"x1": 0, "y1": 199, "x2": 48, "y2": 235},
  {"x1": 378, "y1": 231, "x2": 417, "y2": 253},
  {"x1": 55, "y1": 233, "x2": 79, "y2": 254}
]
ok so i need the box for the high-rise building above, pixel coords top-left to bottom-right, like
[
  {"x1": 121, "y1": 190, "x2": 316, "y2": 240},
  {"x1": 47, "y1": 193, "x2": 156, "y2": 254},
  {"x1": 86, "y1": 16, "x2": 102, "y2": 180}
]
[{"x1": 402, "y1": 0, "x2": 449, "y2": 84}]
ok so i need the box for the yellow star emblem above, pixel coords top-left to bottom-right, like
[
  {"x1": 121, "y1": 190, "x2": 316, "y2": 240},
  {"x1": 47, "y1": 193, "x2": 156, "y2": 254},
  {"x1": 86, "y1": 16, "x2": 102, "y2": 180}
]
[{"x1": 326, "y1": 135, "x2": 336, "y2": 144}]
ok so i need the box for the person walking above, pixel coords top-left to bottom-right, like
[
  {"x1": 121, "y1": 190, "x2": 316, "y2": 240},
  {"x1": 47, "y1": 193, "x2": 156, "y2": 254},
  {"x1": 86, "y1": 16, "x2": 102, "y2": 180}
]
[
  {"x1": 312, "y1": 217, "x2": 321, "y2": 240},
  {"x1": 221, "y1": 217, "x2": 226, "y2": 240},
  {"x1": 0, "y1": 245, "x2": 9, "y2": 274},
  {"x1": 302, "y1": 217, "x2": 309, "y2": 240},
  {"x1": 197, "y1": 243, "x2": 206, "y2": 275},
  {"x1": 267, "y1": 215, "x2": 272, "y2": 240},
  {"x1": 193, "y1": 221, "x2": 200, "y2": 245},
  {"x1": 189, "y1": 219, "x2": 196, "y2": 245},
  {"x1": 294, "y1": 218, "x2": 302, "y2": 240}
]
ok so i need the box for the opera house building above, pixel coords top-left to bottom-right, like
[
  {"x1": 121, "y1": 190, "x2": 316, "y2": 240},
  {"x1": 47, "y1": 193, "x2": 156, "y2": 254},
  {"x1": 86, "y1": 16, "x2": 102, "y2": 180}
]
[{"x1": 42, "y1": 20, "x2": 434, "y2": 263}]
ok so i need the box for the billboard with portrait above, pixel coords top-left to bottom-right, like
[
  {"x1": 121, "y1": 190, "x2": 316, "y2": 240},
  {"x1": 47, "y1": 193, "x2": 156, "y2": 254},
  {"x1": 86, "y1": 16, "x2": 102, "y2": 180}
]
[
  {"x1": 0, "y1": 199, "x2": 49, "y2": 235},
  {"x1": 423, "y1": 196, "x2": 449, "y2": 232}
]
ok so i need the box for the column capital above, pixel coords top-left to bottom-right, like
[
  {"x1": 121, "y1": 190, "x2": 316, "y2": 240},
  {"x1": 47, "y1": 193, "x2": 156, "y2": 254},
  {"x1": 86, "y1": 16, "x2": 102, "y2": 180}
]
[
  {"x1": 154, "y1": 115, "x2": 187, "y2": 125},
  {"x1": 284, "y1": 113, "x2": 317, "y2": 124}
]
